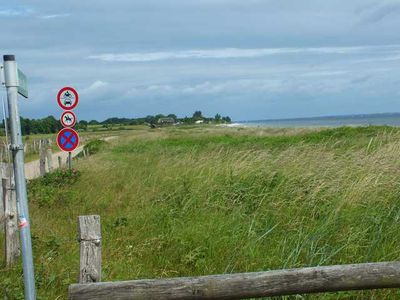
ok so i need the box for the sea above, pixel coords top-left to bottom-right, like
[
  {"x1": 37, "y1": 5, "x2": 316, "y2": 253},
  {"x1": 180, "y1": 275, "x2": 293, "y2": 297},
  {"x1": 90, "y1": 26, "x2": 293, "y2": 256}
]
[{"x1": 237, "y1": 113, "x2": 400, "y2": 128}]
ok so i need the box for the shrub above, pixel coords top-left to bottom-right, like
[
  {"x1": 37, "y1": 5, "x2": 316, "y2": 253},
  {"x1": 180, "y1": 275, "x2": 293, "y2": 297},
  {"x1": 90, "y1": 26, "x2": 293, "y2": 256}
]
[
  {"x1": 84, "y1": 139, "x2": 108, "y2": 155},
  {"x1": 28, "y1": 169, "x2": 81, "y2": 207}
]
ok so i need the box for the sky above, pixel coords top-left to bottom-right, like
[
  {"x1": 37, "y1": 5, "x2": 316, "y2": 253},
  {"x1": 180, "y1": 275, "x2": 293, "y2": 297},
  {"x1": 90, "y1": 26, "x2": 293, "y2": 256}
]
[{"x1": 1, "y1": 0, "x2": 400, "y2": 121}]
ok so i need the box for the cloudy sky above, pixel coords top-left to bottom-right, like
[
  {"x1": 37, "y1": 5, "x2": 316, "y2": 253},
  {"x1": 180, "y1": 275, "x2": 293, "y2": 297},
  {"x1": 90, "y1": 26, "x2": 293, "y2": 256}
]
[{"x1": 1, "y1": 0, "x2": 400, "y2": 121}]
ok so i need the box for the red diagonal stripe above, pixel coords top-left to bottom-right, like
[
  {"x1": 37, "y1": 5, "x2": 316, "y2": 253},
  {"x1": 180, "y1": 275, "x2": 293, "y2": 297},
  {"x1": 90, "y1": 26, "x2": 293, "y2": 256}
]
[{"x1": 62, "y1": 132, "x2": 76, "y2": 147}]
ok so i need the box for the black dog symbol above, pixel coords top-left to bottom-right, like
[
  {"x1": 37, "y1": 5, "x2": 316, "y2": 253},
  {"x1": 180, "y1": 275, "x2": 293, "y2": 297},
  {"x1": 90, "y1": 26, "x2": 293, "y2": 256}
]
[{"x1": 65, "y1": 115, "x2": 72, "y2": 123}]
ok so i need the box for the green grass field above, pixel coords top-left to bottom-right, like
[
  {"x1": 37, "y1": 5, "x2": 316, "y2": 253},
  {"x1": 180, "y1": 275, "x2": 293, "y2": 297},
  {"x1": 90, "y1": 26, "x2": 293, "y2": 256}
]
[{"x1": 2, "y1": 125, "x2": 400, "y2": 299}]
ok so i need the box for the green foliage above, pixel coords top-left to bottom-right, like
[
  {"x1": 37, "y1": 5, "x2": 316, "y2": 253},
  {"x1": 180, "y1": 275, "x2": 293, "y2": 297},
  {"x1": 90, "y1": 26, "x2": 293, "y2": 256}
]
[
  {"x1": 39, "y1": 169, "x2": 81, "y2": 187},
  {"x1": 192, "y1": 110, "x2": 203, "y2": 120},
  {"x1": 115, "y1": 126, "x2": 395, "y2": 155},
  {"x1": 84, "y1": 139, "x2": 108, "y2": 155},
  {"x1": 28, "y1": 169, "x2": 81, "y2": 207},
  {"x1": 3, "y1": 126, "x2": 400, "y2": 299},
  {"x1": 19, "y1": 115, "x2": 62, "y2": 135},
  {"x1": 101, "y1": 111, "x2": 232, "y2": 126}
]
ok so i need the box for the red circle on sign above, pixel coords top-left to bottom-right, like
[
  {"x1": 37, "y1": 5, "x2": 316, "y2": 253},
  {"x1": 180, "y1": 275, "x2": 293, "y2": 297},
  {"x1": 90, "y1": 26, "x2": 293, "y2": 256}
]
[
  {"x1": 60, "y1": 111, "x2": 77, "y2": 128},
  {"x1": 57, "y1": 128, "x2": 80, "y2": 152},
  {"x1": 57, "y1": 87, "x2": 79, "y2": 110}
]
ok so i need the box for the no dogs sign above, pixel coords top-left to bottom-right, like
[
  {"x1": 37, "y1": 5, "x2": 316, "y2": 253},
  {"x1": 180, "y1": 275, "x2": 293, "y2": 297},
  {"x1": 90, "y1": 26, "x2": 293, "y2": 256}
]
[{"x1": 60, "y1": 111, "x2": 77, "y2": 128}]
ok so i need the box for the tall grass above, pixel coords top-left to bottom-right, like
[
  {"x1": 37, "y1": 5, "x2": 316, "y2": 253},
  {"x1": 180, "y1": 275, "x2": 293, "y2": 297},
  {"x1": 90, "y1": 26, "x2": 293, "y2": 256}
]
[{"x1": 1, "y1": 126, "x2": 400, "y2": 299}]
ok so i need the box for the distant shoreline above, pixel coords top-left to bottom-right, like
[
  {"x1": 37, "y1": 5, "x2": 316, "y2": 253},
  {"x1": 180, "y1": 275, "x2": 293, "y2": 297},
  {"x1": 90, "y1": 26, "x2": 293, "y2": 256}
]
[{"x1": 236, "y1": 112, "x2": 400, "y2": 128}]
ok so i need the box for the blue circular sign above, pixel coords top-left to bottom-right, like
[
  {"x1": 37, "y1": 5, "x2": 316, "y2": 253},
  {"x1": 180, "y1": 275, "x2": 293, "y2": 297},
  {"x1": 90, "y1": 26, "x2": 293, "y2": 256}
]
[{"x1": 57, "y1": 128, "x2": 79, "y2": 152}]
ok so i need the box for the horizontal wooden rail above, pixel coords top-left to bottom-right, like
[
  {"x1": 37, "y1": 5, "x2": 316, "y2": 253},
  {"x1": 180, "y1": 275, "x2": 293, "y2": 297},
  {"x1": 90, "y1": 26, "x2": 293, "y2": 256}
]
[{"x1": 69, "y1": 261, "x2": 400, "y2": 300}]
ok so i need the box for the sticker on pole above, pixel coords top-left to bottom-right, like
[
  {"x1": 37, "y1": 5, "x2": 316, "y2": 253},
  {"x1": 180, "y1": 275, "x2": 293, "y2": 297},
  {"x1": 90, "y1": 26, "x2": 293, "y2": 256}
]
[
  {"x1": 57, "y1": 128, "x2": 80, "y2": 152},
  {"x1": 60, "y1": 111, "x2": 77, "y2": 128},
  {"x1": 57, "y1": 87, "x2": 79, "y2": 110}
]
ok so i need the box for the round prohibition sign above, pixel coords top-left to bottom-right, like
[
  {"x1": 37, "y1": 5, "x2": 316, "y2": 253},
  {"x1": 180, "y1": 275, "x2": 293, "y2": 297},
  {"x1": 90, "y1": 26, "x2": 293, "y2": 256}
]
[
  {"x1": 57, "y1": 87, "x2": 79, "y2": 110},
  {"x1": 57, "y1": 128, "x2": 80, "y2": 152},
  {"x1": 60, "y1": 111, "x2": 77, "y2": 128}
]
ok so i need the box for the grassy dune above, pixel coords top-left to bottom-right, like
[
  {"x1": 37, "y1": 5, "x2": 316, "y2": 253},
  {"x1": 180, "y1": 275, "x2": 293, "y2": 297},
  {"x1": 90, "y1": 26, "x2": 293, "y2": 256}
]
[{"x1": 2, "y1": 125, "x2": 400, "y2": 299}]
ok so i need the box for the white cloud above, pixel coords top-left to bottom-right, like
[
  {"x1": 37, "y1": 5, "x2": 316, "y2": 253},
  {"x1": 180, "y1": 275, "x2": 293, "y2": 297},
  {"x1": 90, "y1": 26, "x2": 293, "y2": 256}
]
[
  {"x1": 0, "y1": 7, "x2": 33, "y2": 16},
  {"x1": 39, "y1": 13, "x2": 71, "y2": 19},
  {"x1": 88, "y1": 45, "x2": 392, "y2": 63},
  {"x1": 81, "y1": 81, "x2": 109, "y2": 94},
  {"x1": 124, "y1": 77, "x2": 351, "y2": 98}
]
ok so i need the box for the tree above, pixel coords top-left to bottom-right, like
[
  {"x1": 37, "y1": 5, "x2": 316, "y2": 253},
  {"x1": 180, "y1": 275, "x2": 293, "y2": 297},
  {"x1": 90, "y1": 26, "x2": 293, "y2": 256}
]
[
  {"x1": 144, "y1": 115, "x2": 156, "y2": 124},
  {"x1": 222, "y1": 116, "x2": 232, "y2": 123},
  {"x1": 193, "y1": 111, "x2": 203, "y2": 120},
  {"x1": 76, "y1": 120, "x2": 88, "y2": 131},
  {"x1": 214, "y1": 113, "x2": 221, "y2": 123},
  {"x1": 167, "y1": 114, "x2": 177, "y2": 120}
]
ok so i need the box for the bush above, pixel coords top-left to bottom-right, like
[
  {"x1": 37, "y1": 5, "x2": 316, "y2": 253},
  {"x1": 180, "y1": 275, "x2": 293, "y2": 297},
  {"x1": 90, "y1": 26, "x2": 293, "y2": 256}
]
[
  {"x1": 84, "y1": 139, "x2": 108, "y2": 155},
  {"x1": 39, "y1": 168, "x2": 81, "y2": 186},
  {"x1": 28, "y1": 169, "x2": 81, "y2": 207}
]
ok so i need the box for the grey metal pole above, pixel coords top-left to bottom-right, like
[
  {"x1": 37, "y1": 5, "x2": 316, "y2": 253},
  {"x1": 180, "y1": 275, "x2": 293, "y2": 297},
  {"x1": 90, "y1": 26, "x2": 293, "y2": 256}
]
[
  {"x1": 68, "y1": 151, "x2": 72, "y2": 170},
  {"x1": 3, "y1": 55, "x2": 36, "y2": 300}
]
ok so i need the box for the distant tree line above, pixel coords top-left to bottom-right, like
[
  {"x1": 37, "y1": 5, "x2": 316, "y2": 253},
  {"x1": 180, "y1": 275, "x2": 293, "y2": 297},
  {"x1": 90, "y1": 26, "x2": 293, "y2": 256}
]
[
  {"x1": 0, "y1": 111, "x2": 231, "y2": 135},
  {"x1": 94, "y1": 111, "x2": 231, "y2": 126},
  {"x1": 1, "y1": 116, "x2": 89, "y2": 136}
]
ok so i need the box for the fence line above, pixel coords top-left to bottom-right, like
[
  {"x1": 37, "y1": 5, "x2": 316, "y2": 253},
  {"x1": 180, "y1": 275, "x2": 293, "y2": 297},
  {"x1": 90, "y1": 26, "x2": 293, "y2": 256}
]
[
  {"x1": 69, "y1": 215, "x2": 400, "y2": 300},
  {"x1": 69, "y1": 261, "x2": 400, "y2": 300}
]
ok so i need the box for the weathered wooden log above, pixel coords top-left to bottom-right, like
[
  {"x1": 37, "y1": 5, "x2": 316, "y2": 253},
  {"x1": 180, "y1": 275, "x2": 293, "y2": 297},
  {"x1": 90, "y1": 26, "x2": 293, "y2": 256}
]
[
  {"x1": 2, "y1": 177, "x2": 19, "y2": 266},
  {"x1": 69, "y1": 262, "x2": 400, "y2": 300},
  {"x1": 78, "y1": 215, "x2": 101, "y2": 284}
]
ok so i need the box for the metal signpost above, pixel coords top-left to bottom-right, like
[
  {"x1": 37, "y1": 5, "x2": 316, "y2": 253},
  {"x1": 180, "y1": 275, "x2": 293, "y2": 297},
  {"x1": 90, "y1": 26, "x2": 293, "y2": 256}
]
[
  {"x1": 57, "y1": 87, "x2": 79, "y2": 169},
  {"x1": 3, "y1": 55, "x2": 36, "y2": 299}
]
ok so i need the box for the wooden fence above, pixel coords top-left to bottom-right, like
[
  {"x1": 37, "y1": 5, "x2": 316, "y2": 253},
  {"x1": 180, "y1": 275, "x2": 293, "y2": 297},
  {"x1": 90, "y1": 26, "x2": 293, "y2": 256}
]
[
  {"x1": 1, "y1": 138, "x2": 83, "y2": 267},
  {"x1": 68, "y1": 215, "x2": 400, "y2": 300}
]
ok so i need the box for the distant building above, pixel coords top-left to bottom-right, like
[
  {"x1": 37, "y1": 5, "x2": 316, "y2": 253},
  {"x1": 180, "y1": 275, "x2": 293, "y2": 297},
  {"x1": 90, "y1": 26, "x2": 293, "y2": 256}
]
[
  {"x1": 195, "y1": 120, "x2": 204, "y2": 124},
  {"x1": 158, "y1": 117, "x2": 176, "y2": 126}
]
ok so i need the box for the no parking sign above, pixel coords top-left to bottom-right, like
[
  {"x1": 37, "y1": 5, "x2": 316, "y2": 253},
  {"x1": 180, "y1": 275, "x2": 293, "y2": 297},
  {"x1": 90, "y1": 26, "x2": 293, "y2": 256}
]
[{"x1": 57, "y1": 128, "x2": 80, "y2": 152}]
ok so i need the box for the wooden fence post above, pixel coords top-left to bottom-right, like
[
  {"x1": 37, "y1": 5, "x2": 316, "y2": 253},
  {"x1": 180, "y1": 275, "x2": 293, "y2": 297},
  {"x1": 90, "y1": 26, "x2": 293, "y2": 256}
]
[
  {"x1": 0, "y1": 182, "x2": 3, "y2": 224},
  {"x1": 0, "y1": 164, "x2": 12, "y2": 224},
  {"x1": 46, "y1": 148, "x2": 53, "y2": 172},
  {"x1": 3, "y1": 177, "x2": 19, "y2": 266},
  {"x1": 78, "y1": 215, "x2": 101, "y2": 284},
  {"x1": 39, "y1": 140, "x2": 46, "y2": 176}
]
